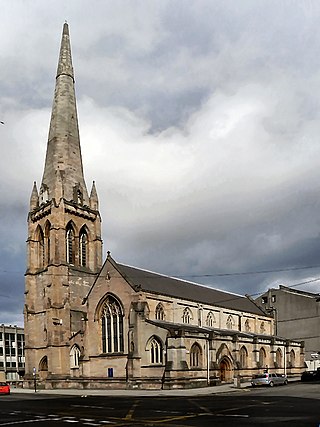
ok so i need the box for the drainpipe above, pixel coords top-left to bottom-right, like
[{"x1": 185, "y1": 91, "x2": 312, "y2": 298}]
[{"x1": 207, "y1": 339, "x2": 210, "y2": 385}]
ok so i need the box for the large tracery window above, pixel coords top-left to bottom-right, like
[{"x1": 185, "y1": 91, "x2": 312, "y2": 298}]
[
  {"x1": 101, "y1": 295, "x2": 124, "y2": 354},
  {"x1": 79, "y1": 229, "x2": 88, "y2": 267}
]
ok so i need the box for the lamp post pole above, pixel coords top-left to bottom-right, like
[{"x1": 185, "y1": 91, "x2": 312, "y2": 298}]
[{"x1": 33, "y1": 367, "x2": 37, "y2": 393}]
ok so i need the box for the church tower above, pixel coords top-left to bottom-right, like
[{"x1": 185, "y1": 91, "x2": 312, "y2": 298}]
[{"x1": 24, "y1": 23, "x2": 102, "y2": 381}]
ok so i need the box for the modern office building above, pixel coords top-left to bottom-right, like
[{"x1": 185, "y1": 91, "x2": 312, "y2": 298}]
[{"x1": 0, "y1": 324, "x2": 25, "y2": 381}]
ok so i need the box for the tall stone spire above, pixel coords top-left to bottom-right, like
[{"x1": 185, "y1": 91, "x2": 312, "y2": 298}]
[{"x1": 40, "y1": 22, "x2": 89, "y2": 205}]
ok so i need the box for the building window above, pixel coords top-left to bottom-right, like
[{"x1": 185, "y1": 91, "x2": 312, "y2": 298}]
[
  {"x1": 260, "y1": 321, "x2": 266, "y2": 334},
  {"x1": 206, "y1": 311, "x2": 216, "y2": 327},
  {"x1": 226, "y1": 315, "x2": 235, "y2": 329},
  {"x1": 44, "y1": 221, "x2": 51, "y2": 265},
  {"x1": 66, "y1": 226, "x2": 75, "y2": 264},
  {"x1": 148, "y1": 336, "x2": 163, "y2": 364},
  {"x1": 261, "y1": 296, "x2": 268, "y2": 304},
  {"x1": 239, "y1": 346, "x2": 248, "y2": 368},
  {"x1": 190, "y1": 343, "x2": 202, "y2": 368},
  {"x1": 244, "y1": 319, "x2": 251, "y2": 332},
  {"x1": 182, "y1": 307, "x2": 192, "y2": 324},
  {"x1": 70, "y1": 345, "x2": 81, "y2": 368},
  {"x1": 259, "y1": 347, "x2": 266, "y2": 367},
  {"x1": 155, "y1": 303, "x2": 165, "y2": 320},
  {"x1": 79, "y1": 229, "x2": 88, "y2": 267},
  {"x1": 289, "y1": 349, "x2": 295, "y2": 368},
  {"x1": 101, "y1": 295, "x2": 124, "y2": 354},
  {"x1": 276, "y1": 348, "x2": 282, "y2": 368},
  {"x1": 271, "y1": 295, "x2": 276, "y2": 303},
  {"x1": 37, "y1": 226, "x2": 45, "y2": 268}
]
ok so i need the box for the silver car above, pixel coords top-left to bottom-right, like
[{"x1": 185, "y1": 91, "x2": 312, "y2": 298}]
[{"x1": 251, "y1": 373, "x2": 288, "y2": 387}]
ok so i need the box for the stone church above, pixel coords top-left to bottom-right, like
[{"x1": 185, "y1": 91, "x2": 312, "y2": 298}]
[{"x1": 24, "y1": 24, "x2": 304, "y2": 389}]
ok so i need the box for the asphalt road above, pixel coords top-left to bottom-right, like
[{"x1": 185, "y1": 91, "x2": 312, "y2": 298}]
[{"x1": 0, "y1": 382, "x2": 319, "y2": 426}]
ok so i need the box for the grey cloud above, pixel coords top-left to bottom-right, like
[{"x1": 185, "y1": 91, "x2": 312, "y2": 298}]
[{"x1": 1, "y1": 1, "x2": 320, "y2": 324}]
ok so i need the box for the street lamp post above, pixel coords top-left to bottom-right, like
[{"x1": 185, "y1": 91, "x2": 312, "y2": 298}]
[{"x1": 33, "y1": 367, "x2": 37, "y2": 393}]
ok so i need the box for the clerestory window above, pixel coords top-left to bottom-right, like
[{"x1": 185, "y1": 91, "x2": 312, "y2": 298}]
[{"x1": 155, "y1": 303, "x2": 165, "y2": 320}]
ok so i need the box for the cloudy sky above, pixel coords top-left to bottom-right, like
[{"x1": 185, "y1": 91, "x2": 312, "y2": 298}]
[{"x1": 1, "y1": 0, "x2": 320, "y2": 326}]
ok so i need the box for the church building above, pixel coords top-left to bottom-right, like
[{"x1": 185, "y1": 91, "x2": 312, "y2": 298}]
[{"x1": 24, "y1": 24, "x2": 304, "y2": 390}]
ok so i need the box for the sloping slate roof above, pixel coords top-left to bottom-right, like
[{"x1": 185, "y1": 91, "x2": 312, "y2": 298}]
[
  {"x1": 146, "y1": 319, "x2": 254, "y2": 337},
  {"x1": 116, "y1": 262, "x2": 266, "y2": 316}
]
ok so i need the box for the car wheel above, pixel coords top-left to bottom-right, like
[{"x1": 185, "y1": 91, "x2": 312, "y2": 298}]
[
  {"x1": 269, "y1": 381, "x2": 274, "y2": 387},
  {"x1": 284, "y1": 380, "x2": 288, "y2": 385}
]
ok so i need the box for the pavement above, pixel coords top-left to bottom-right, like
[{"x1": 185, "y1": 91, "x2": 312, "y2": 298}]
[
  {"x1": 11, "y1": 383, "x2": 251, "y2": 397},
  {"x1": 9, "y1": 377, "x2": 300, "y2": 397}
]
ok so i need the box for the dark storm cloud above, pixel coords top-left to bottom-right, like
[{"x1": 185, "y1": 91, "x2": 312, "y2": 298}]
[{"x1": 1, "y1": 0, "x2": 320, "y2": 325}]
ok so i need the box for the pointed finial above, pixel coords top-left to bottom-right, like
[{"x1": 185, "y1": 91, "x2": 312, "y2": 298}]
[
  {"x1": 89, "y1": 180, "x2": 99, "y2": 210},
  {"x1": 30, "y1": 181, "x2": 39, "y2": 210},
  {"x1": 63, "y1": 21, "x2": 69, "y2": 36}
]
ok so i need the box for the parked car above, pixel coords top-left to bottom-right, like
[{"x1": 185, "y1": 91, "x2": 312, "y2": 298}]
[
  {"x1": 301, "y1": 368, "x2": 320, "y2": 382},
  {"x1": 251, "y1": 373, "x2": 288, "y2": 387},
  {"x1": 0, "y1": 382, "x2": 10, "y2": 395}
]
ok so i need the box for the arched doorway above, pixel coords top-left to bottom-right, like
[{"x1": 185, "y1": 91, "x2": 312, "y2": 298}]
[
  {"x1": 219, "y1": 356, "x2": 233, "y2": 382},
  {"x1": 38, "y1": 356, "x2": 48, "y2": 380}
]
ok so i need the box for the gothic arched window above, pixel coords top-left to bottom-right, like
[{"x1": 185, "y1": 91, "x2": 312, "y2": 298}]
[
  {"x1": 260, "y1": 321, "x2": 266, "y2": 334},
  {"x1": 44, "y1": 221, "x2": 51, "y2": 265},
  {"x1": 289, "y1": 349, "x2": 295, "y2": 368},
  {"x1": 148, "y1": 336, "x2": 163, "y2": 364},
  {"x1": 182, "y1": 307, "x2": 192, "y2": 324},
  {"x1": 37, "y1": 226, "x2": 45, "y2": 268},
  {"x1": 101, "y1": 295, "x2": 124, "y2": 354},
  {"x1": 276, "y1": 348, "x2": 282, "y2": 368},
  {"x1": 155, "y1": 303, "x2": 165, "y2": 320},
  {"x1": 259, "y1": 347, "x2": 266, "y2": 367},
  {"x1": 226, "y1": 315, "x2": 234, "y2": 329},
  {"x1": 70, "y1": 345, "x2": 81, "y2": 368},
  {"x1": 190, "y1": 343, "x2": 202, "y2": 368},
  {"x1": 239, "y1": 346, "x2": 248, "y2": 368},
  {"x1": 79, "y1": 229, "x2": 88, "y2": 267},
  {"x1": 66, "y1": 225, "x2": 75, "y2": 264},
  {"x1": 206, "y1": 311, "x2": 216, "y2": 327}
]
